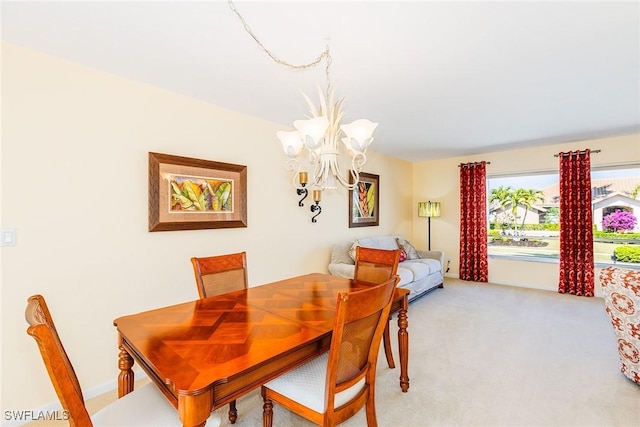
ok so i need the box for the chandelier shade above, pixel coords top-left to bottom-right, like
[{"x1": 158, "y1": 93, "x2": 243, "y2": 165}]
[
  {"x1": 294, "y1": 117, "x2": 330, "y2": 150},
  {"x1": 277, "y1": 130, "x2": 304, "y2": 158},
  {"x1": 341, "y1": 119, "x2": 378, "y2": 154}
]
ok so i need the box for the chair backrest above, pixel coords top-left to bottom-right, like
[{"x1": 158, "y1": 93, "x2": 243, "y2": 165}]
[
  {"x1": 190, "y1": 252, "x2": 248, "y2": 299},
  {"x1": 600, "y1": 266, "x2": 640, "y2": 385},
  {"x1": 354, "y1": 246, "x2": 401, "y2": 285},
  {"x1": 25, "y1": 295, "x2": 93, "y2": 426},
  {"x1": 324, "y1": 275, "x2": 399, "y2": 416}
]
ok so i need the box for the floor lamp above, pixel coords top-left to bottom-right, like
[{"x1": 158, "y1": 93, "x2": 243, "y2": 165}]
[{"x1": 418, "y1": 201, "x2": 441, "y2": 251}]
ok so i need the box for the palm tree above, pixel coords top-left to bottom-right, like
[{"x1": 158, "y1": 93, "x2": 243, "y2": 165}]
[
  {"x1": 489, "y1": 186, "x2": 546, "y2": 234},
  {"x1": 517, "y1": 188, "x2": 545, "y2": 231},
  {"x1": 504, "y1": 188, "x2": 529, "y2": 235},
  {"x1": 489, "y1": 186, "x2": 514, "y2": 231}
]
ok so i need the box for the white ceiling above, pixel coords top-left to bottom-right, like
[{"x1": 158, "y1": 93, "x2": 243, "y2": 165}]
[{"x1": 2, "y1": 0, "x2": 639, "y2": 162}]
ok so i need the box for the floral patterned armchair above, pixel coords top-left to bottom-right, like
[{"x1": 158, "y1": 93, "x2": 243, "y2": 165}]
[{"x1": 600, "y1": 267, "x2": 640, "y2": 385}]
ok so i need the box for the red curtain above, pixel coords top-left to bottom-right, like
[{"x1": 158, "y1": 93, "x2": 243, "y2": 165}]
[
  {"x1": 459, "y1": 162, "x2": 488, "y2": 282},
  {"x1": 558, "y1": 150, "x2": 594, "y2": 296}
]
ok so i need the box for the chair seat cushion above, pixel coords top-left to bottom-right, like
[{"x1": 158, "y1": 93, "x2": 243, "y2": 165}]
[
  {"x1": 91, "y1": 382, "x2": 221, "y2": 427},
  {"x1": 264, "y1": 352, "x2": 365, "y2": 413}
]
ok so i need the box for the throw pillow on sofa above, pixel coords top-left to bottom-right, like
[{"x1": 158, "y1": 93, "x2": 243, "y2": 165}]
[
  {"x1": 348, "y1": 240, "x2": 360, "y2": 261},
  {"x1": 331, "y1": 241, "x2": 356, "y2": 265},
  {"x1": 396, "y1": 238, "x2": 421, "y2": 260},
  {"x1": 399, "y1": 248, "x2": 408, "y2": 262}
]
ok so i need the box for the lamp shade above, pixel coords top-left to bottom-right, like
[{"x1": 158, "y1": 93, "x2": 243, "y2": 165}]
[
  {"x1": 294, "y1": 116, "x2": 330, "y2": 150},
  {"x1": 340, "y1": 119, "x2": 378, "y2": 153},
  {"x1": 418, "y1": 201, "x2": 441, "y2": 218},
  {"x1": 277, "y1": 130, "x2": 304, "y2": 158}
]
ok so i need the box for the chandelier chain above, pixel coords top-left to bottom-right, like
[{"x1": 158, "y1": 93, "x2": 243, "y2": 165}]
[
  {"x1": 229, "y1": 0, "x2": 376, "y2": 203},
  {"x1": 227, "y1": 0, "x2": 332, "y2": 97}
]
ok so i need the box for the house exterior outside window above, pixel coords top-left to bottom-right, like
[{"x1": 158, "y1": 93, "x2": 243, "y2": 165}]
[{"x1": 487, "y1": 166, "x2": 640, "y2": 267}]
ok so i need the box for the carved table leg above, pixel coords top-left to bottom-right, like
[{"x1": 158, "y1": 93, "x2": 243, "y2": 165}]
[
  {"x1": 228, "y1": 400, "x2": 238, "y2": 424},
  {"x1": 397, "y1": 296, "x2": 410, "y2": 392},
  {"x1": 117, "y1": 335, "x2": 134, "y2": 398},
  {"x1": 262, "y1": 392, "x2": 273, "y2": 427}
]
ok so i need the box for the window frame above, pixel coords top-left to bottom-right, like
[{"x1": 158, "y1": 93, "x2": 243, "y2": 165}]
[{"x1": 486, "y1": 162, "x2": 640, "y2": 269}]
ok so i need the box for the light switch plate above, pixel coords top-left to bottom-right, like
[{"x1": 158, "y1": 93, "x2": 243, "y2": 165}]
[{"x1": 1, "y1": 229, "x2": 17, "y2": 246}]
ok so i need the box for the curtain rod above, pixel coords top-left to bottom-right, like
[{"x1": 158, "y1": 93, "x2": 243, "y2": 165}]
[
  {"x1": 554, "y1": 149, "x2": 601, "y2": 157},
  {"x1": 459, "y1": 161, "x2": 491, "y2": 168}
]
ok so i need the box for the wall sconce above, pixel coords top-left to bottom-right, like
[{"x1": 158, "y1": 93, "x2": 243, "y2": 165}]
[
  {"x1": 311, "y1": 190, "x2": 322, "y2": 223},
  {"x1": 293, "y1": 172, "x2": 322, "y2": 223},
  {"x1": 296, "y1": 171, "x2": 309, "y2": 207},
  {"x1": 418, "y1": 201, "x2": 441, "y2": 251}
]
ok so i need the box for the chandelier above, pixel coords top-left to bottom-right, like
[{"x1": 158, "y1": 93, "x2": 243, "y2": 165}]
[
  {"x1": 228, "y1": 0, "x2": 378, "y2": 222},
  {"x1": 277, "y1": 86, "x2": 378, "y2": 222}
]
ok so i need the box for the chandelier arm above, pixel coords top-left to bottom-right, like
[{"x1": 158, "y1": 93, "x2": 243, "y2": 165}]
[
  {"x1": 330, "y1": 157, "x2": 358, "y2": 190},
  {"x1": 351, "y1": 152, "x2": 367, "y2": 172},
  {"x1": 331, "y1": 160, "x2": 350, "y2": 188},
  {"x1": 309, "y1": 160, "x2": 329, "y2": 189},
  {"x1": 348, "y1": 168, "x2": 360, "y2": 187},
  {"x1": 285, "y1": 159, "x2": 305, "y2": 190},
  {"x1": 337, "y1": 169, "x2": 358, "y2": 190}
]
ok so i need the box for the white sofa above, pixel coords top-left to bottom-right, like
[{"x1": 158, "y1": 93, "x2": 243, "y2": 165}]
[{"x1": 328, "y1": 235, "x2": 444, "y2": 302}]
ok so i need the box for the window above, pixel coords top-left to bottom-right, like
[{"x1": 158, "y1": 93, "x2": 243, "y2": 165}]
[{"x1": 487, "y1": 165, "x2": 640, "y2": 267}]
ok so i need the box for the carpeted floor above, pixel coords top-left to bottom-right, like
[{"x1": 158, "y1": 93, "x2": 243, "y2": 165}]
[{"x1": 25, "y1": 278, "x2": 640, "y2": 426}]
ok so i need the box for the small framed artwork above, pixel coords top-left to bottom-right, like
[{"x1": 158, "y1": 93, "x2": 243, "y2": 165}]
[
  {"x1": 348, "y1": 171, "x2": 379, "y2": 228},
  {"x1": 148, "y1": 152, "x2": 247, "y2": 231}
]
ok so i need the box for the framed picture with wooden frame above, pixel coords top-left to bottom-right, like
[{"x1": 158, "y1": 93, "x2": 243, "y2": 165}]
[
  {"x1": 148, "y1": 152, "x2": 247, "y2": 231},
  {"x1": 348, "y1": 171, "x2": 379, "y2": 228}
]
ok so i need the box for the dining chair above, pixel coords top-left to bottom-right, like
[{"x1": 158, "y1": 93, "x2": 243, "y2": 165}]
[
  {"x1": 190, "y1": 251, "x2": 248, "y2": 423},
  {"x1": 190, "y1": 251, "x2": 248, "y2": 299},
  {"x1": 25, "y1": 294, "x2": 221, "y2": 427},
  {"x1": 261, "y1": 275, "x2": 399, "y2": 427},
  {"x1": 354, "y1": 246, "x2": 402, "y2": 369}
]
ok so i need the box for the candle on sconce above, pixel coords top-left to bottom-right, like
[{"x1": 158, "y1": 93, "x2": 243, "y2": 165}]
[
  {"x1": 299, "y1": 171, "x2": 308, "y2": 185},
  {"x1": 312, "y1": 190, "x2": 322, "y2": 202}
]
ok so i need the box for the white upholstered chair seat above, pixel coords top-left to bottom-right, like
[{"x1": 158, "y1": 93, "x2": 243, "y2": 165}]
[
  {"x1": 263, "y1": 352, "x2": 366, "y2": 413},
  {"x1": 26, "y1": 294, "x2": 221, "y2": 427},
  {"x1": 91, "y1": 382, "x2": 221, "y2": 427}
]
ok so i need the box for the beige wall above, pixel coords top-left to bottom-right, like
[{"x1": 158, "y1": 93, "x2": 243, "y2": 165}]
[
  {"x1": 0, "y1": 43, "x2": 413, "y2": 412},
  {"x1": 412, "y1": 133, "x2": 640, "y2": 294}
]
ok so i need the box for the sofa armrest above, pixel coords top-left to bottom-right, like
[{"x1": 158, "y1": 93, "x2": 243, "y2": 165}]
[{"x1": 417, "y1": 250, "x2": 445, "y2": 272}]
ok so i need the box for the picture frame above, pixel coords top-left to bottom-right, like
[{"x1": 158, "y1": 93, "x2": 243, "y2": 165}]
[
  {"x1": 148, "y1": 152, "x2": 247, "y2": 231},
  {"x1": 348, "y1": 171, "x2": 379, "y2": 228}
]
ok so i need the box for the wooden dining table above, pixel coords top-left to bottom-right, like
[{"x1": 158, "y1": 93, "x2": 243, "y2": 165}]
[{"x1": 114, "y1": 273, "x2": 410, "y2": 427}]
